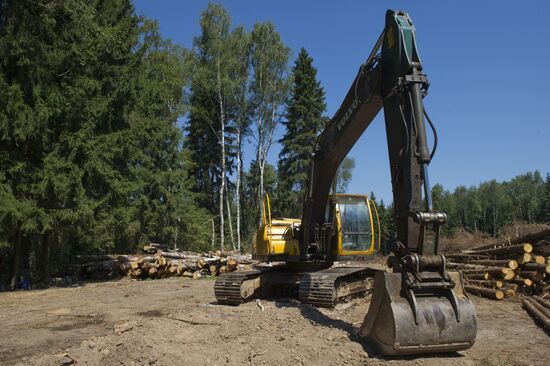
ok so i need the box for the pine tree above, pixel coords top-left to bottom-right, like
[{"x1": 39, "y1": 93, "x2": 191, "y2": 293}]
[{"x1": 276, "y1": 48, "x2": 326, "y2": 217}]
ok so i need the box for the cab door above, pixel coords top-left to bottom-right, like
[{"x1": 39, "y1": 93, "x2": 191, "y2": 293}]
[{"x1": 334, "y1": 195, "x2": 380, "y2": 256}]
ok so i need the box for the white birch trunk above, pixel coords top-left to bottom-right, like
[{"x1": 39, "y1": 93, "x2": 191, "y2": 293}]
[
  {"x1": 236, "y1": 131, "x2": 242, "y2": 253},
  {"x1": 257, "y1": 138, "x2": 264, "y2": 226},
  {"x1": 211, "y1": 218, "x2": 215, "y2": 249},
  {"x1": 217, "y1": 59, "x2": 225, "y2": 252},
  {"x1": 226, "y1": 190, "x2": 235, "y2": 251}
]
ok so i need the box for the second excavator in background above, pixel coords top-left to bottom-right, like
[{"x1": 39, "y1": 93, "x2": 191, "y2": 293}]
[{"x1": 215, "y1": 9, "x2": 477, "y2": 356}]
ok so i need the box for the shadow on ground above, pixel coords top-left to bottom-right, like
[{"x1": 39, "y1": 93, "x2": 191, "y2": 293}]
[{"x1": 275, "y1": 299, "x2": 465, "y2": 361}]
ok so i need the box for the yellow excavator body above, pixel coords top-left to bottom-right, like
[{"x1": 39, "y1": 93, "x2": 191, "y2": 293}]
[{"x1": 253, "y1": 193, "x2": 380, "y2": 261}]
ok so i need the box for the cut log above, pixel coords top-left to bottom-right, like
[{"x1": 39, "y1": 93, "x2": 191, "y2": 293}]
[
  {"x1": 502, "y1": 288, "x2": 516, "y2": 298},
  {"x1": 467, "y1": 259, "x2": 519, "y2": 270},
  {"x1": 501, "y1": 268, "x2": 517, "y2": 281},
  {"x1": 157, "y1": 251, "x2": 202, "y2": 260},
  {"x1": 140, "y1": 262, "x2": 155, "y2": 271},
  {"x1": 447, "y1": 262, "x2": 486, "y2": 270},
  {"x1": 465, "y1": 279, "x2": 504, "y2": 289},
  {"x1": 519, "y1": 253, "x2": 532, "y2": 264},
  {"x1": 533, "y1": 255, "x2": 546, "y2": 265},
  {"x1": 137, "y1": 256, "x2": 158, "y2": 265},
  {"x1": 182, "y1": 271, "x2": 194, "y2": 278},
  {"x1": 209, "y1": 264, "x2": 219, "y2": 276},
  {"x1": 466, "y1": 243, "x2": 533, "y2": 256},
  {"x1": 465, "y1": 285, "x2": 504, "y2": 300},
  {"x1": 522, "y1": 263, "x2": 550, "y2": 274},
  {"x1": 512, "y1": 277, "x2": 534, "y2": 287},
  {"x1": 529, "y1": 298, "x2": 550, "y2": 320},
  {"x1": 460, "y1": 267, "x2": 504, "y2": 276},
  {"x1": 132, "y1": 269, "x2": 143, "y2": 278},
  {"x1": 520, "y1": 271, "x2": 545, "y2": 283},
  {"x1": 463, "y1": 273, "x2": 489, "y2": 280},
  {"x1": 472, "y1": 227, "x2": 550, "y2": 251},
  {"x1": 119, "y1": 263, "x2": 132, "y2": 272},
  {"x1": 156, "y1": 256, "x2": 167, "y2": 267},
  {"x1": 445, "y1": 253, "x2": 491, "y2": 261},
  {"x1": 533, "y1": 295, "x2": 550, "y2": 310},
  {"x1": 522, "y1": 297, "x2": 550, "y2": 330}
]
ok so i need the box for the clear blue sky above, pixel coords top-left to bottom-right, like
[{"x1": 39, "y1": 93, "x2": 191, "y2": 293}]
[{"x1": 134, "y1": 0, "x2": 550, "y2": 203}]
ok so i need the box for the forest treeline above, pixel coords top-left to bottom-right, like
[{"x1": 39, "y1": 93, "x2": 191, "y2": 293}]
[
  {"x1": 374, "y1": 171, "x2": 550, "y2": 247},
  {"x1": 0, "y1": 1, "x2": 348, "y2": 287},
  {"x1": 0, "y1": 1, "x2": 548, "y2": 288}
]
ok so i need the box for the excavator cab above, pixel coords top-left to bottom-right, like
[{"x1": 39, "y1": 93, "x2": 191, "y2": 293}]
[
  {"x1": 254, "y1": 193, "x2": 380, "y2": 261},
  {"x1": 332, "y1": 194, "x2": 380, "y2": 258}
]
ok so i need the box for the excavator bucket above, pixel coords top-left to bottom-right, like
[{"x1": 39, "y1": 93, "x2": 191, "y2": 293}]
[{"x1": 359, "y1": 271, "x2": 477, "y2": 356}]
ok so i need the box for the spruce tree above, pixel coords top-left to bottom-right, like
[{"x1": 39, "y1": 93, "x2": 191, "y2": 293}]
[
  {"x1": 276, "y1": 48, "x2": 326, "y2": 217},
  {"x1": 0, "y1": 0, "x2": 210, "y2": 286}
]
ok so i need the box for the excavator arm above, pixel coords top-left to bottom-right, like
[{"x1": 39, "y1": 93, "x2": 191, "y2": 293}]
[
  {"x1": 302, "y1": 10, "x2": 438, "y2": 260},
  {"x1": 301, "y1": 10, "x2": 477, "y2": 355}
]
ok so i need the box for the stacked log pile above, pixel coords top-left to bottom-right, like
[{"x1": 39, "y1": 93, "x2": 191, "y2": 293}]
[
  {"x1": 77, "y1": 247, "x2": 254, "y2": 280},
  {"x1": 447, "y1": 227, "x2": 550, "y2": 331},
  {"x1": 447, "y1": 228, "x2": 550, "y2": 301}
]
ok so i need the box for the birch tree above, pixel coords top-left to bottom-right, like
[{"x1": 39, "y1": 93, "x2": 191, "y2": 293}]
[
  {"x1": 249, "y1": 23, "x2": 290, "y2": 223},
  {"x1": 190, "y1": 5, "x2": 255, "y2": 250},
  {"x1": 191, "y1": 4, "x2": 234, "y2": 250},
  {"x1": 228, "y1": 26, "x2": 252, "y2": 253}
]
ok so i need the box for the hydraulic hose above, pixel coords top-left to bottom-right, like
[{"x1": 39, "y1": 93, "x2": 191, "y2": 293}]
[{"x1": 423, "y1": 107, "x2": 438, "y2": 161}]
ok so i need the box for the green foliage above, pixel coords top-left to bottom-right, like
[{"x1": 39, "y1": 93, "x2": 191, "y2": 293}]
[
  {"x1": 276, "y1": 48, "x2": 327, "y2": 217},
  {"x1": 241, "y1": 160, "x2": 277, "y2": 244},
  {"x1": 0, "y1": 0, "x2": 210, "y2": 284},
  {"x1": 336, "y1": 157, "x2": 356, "y2": 193},
  {"x1": 371, "y1": 171, "x2": 549, "y2": 250},
  {"x1": 432, "y1": 171, "x2": 548, "y2": 237},
  {"x1": 185, "y1": 5, "x2": 291, "y2": 249}
]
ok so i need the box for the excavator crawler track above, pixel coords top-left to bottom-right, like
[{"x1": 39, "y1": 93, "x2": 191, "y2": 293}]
[
  {"x1": 298, "y1": 267, "x2": 377, "y2": 308},
  {"x1": 214, "y1": 269, "x2": 266, "y2": 305}
]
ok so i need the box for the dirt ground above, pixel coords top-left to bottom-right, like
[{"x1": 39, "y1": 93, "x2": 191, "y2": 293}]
[{"x1": 1, "y1": 276, "x2": 548, "y2": 366}]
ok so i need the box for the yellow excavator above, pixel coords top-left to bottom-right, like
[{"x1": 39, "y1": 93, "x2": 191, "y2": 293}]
[
  {"x1": 254, "y1": 193, "x2": 381, "y2": 261},
  {"x1": 215, "y1": 9, "x2": 477, "y2": 356}
]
